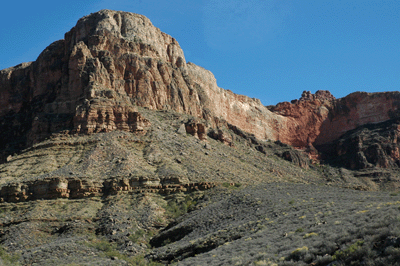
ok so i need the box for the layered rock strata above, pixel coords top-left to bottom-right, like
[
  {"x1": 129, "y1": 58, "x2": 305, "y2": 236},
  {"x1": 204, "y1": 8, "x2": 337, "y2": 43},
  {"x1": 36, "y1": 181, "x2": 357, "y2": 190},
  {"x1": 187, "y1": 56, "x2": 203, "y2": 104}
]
[
  {"x1": 1, "y1": 10, "x2": 283, "y2": 160},
  {"x1": 0, "y1": 176, "x2": 217, "y2": 203},
  {"x1": 1, "y1": 10, "x2": 400, "y2": 165}
]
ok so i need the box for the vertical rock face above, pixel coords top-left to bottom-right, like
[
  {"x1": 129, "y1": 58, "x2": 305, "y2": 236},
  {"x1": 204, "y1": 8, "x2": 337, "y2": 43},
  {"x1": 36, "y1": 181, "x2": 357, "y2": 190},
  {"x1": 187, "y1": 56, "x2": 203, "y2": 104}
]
[
  {"x1": 316, "y1": 118, "x2": 400, "y2": 170},
  {"x1": 270, "y1": 91, "x2": 400, "y2": 149},
  {"x1": 269, "y1": 91, "x2": 334, "y2": 147},
  {"x1": 1, "y1": 9, "x2": 400, "y2": 165},
  {"x1": 315, "y1": 92, "x2": 400, "y2": 145},
  {"x1": 0, "y1": 9, "x2": 285, "y2": 161}
]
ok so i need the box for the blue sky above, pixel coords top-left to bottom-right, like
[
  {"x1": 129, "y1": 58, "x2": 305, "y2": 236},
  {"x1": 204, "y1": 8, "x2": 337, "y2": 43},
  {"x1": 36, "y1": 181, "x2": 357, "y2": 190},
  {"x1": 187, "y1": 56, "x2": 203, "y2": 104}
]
[{"x1": 1, "y1": 0, "x2": 399, "y2": 105}]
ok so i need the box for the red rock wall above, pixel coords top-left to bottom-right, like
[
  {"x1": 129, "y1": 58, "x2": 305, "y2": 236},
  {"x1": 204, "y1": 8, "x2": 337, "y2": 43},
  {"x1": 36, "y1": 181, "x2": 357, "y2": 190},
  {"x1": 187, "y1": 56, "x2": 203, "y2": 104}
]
[
  {"x1": 315, "y1": 92, "x2": 400, "y2": 145},
  {"x1": 270, "y1": 91, "x2": 400, "y2": 148}
]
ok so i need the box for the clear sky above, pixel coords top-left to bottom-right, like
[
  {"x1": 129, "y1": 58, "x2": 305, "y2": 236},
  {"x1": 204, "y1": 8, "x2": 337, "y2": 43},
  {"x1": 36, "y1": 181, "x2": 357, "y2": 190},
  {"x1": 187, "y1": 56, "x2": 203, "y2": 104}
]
[{"x1": 1, "y1": 0, "x2": 399, "y2": 105}]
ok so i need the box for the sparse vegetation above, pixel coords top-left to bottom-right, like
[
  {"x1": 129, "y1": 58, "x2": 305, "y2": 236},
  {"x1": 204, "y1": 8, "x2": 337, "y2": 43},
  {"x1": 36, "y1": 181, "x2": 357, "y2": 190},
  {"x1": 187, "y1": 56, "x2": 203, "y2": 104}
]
[
  {"x1": 164, "y1": 194, "x2": 199, "y2": 219},
  {"x1": 222, "y1": 182, "x2": 242, "y2": 189},
  {"x1": 0, "y1": 245, "x2": 20, "y2": 266},
  {"x1": 146, "y1": 183, "x2": 400, "y2": 265},
  {"x1": 86, "y1": 237, "x2": 119, "y2": 257},
  {"x1": 1, "y1": 110, "x2": 400, "y2": 265},
  {"x1": 85, "y1": 236, "x2": 162, "y2": 265},
  {"x1": 303, "y1": 232, "x2": 318, "y2": 239}
]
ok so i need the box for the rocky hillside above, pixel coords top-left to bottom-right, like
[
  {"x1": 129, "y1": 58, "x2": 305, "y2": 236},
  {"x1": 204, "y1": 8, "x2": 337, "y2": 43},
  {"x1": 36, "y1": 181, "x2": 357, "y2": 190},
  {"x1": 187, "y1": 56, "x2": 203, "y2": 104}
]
[
  {"x1": 0, "y1": 110, "x2": 400, "y2": 265},
  {"x1": 1, "y1": 9, "x2": 400, "y2": 266}
]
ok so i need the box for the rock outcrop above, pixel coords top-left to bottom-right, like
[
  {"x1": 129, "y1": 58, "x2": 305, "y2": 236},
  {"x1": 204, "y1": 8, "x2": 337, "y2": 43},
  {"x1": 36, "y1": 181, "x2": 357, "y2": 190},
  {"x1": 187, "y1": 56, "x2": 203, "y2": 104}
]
[
  {"x1": 72, "y1": 99, "x2": 150, "y2": 134},
  {"x1": 0, "y1": 176, "x2": 216, "y2": 203},
  {"x1": 1, "y1": 10, "x2": 400, "y2": 169},
  {"x1": 184, "y1": 118, "x2": 208, "y2": 141},
  {"x1": 317, "y1": 118, "x2": 400, "y2": 169},
  {"x1": 297, "y1": 90, "x2": 336, "y2": 103}
]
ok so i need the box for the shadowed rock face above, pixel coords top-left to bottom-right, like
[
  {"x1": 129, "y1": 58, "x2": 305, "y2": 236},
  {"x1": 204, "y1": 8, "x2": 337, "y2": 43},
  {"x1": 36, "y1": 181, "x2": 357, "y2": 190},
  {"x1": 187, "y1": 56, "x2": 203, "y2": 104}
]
[
  {"x1": 1, "y1": 9, "x2": 400, "y2": 165},
  {"x1": 317, "y1": 118, "x2": 400, "y2": 170}
]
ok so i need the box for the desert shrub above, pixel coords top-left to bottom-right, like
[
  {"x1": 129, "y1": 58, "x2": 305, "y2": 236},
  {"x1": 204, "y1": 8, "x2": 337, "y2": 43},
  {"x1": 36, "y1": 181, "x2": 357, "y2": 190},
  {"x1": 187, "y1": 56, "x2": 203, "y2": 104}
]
[
  {"x1": 164, "y1": 201, "x2": 185, "y2": 218},
  {"x1": 303, "y1": 232, "x2": 318, "y2": 239},
  {"x1": 129, "y1": 255, "x2": 162, "y2": 266},
  {"x1": 164, "y1": 195, "x2": 198, "y2": 219},
  {"x1": 86, "y1": 238, "x2": 118, "y2": 255},
  {"x1": 129, "y1": 228, "x2": 157, "y2": 245},
  {"x1": 331, "y1": 240, "x2": 376, "y2": 265},
  {"x1": 382, "y1": 246, "x2": 400, "y2": 265},
  {"x1": 315, "y1": 240, "x2": 338, "y2": 255},
  {"x1": 313, "y1": 254, "x2": 334, "y2": 266},
  {"x1": 222, "y1": 182, "x2": 242, "y2": 189},
  {"x1": 0, "y1": 245, "x2": 20, "y2": 266},
  {"x1": 235, "y1": 183, "x2": 242, "y2": 188},
  {"x1": 280, "y1": 260, "x2": 306, "y2": 266},
  {"x1": 287, "y1": 246, "x2": 309, "y2": 261},
  {"x1": 86, "y1": 237, "x2": 162, "y2": 265}
]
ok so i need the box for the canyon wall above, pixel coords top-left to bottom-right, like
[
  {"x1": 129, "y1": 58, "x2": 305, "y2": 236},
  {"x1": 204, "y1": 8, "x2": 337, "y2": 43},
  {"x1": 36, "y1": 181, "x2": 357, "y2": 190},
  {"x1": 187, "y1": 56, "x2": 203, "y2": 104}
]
[
  {"x1": 315, "y1": 92, "x2": 400, "y2": 145},
  {"x1": 1, "y1": 9, "x2": 400, "y2": 162}
]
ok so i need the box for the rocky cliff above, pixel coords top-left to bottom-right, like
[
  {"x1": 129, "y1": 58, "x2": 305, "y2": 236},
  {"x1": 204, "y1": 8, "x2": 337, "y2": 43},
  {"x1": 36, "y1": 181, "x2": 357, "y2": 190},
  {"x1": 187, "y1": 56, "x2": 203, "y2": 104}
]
[
  {"x1": 0, "y1": 9, "x2": 282, "y2": 162},
  {"x1": 317, "y1": 118, "x2": 400, "y2": 170},
  {"x1": 1, "y1": 9, "x2": 400, "y2": 167}
]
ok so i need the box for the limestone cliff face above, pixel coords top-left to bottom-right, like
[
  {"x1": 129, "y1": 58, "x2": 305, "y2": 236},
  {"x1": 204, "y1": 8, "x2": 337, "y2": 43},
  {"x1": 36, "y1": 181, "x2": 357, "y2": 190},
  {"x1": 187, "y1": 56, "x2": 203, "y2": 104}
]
[
  {"x1": 0, "y1": 9, "x2": 285, "y2": 161},
  {"x1": 1, "y1": 9, "x2": 400, "y2": 165}
]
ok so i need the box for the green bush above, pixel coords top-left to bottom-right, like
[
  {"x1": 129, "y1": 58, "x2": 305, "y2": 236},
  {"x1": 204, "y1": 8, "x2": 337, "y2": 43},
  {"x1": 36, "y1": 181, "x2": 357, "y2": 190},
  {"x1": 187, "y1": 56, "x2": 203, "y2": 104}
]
[
  {"x1": 85, "y1": 237, "x2": 162, "y2": 265},
  {"x1": 165, "y1": 195, "x2": 198, "y2": 219},
  {"x1": 129, "y1": 228, "x2": 156, "y2": 247},
  {"x1": 295, "y1": 228, "x2": 304, "y2": 233},
  {"x1": 0, "y1": 245, "x2": 20, "y2": 266},
  {"x1": 332, "y1": 240, "x2": 365, "y2": 262},
  {"x1": 87, "y1": 238, "x2": 117, "y2": 254},
  {"x1": 287, "y1": 246, "x2": 309, "y2": 261}
]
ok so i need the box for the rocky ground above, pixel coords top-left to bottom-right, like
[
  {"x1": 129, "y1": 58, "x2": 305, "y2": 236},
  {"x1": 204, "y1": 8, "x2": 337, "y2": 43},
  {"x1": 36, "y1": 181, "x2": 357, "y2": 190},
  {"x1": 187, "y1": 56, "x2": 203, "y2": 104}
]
[
  {"x1": 150, "y1": 183, "x2": 400, "y2": 266},
  {"x1": 0, "y1": 108, "x2": 323, "y2": 187},
  {"x1": 1, "y1": 183, "x2": 400, "y2": 265},
  {"x1": 0, "y1": 109, "x2": 400, "y2": 265},
  {"x1": 3, "y1": 108, "x2": 393, "y2": 191}
]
